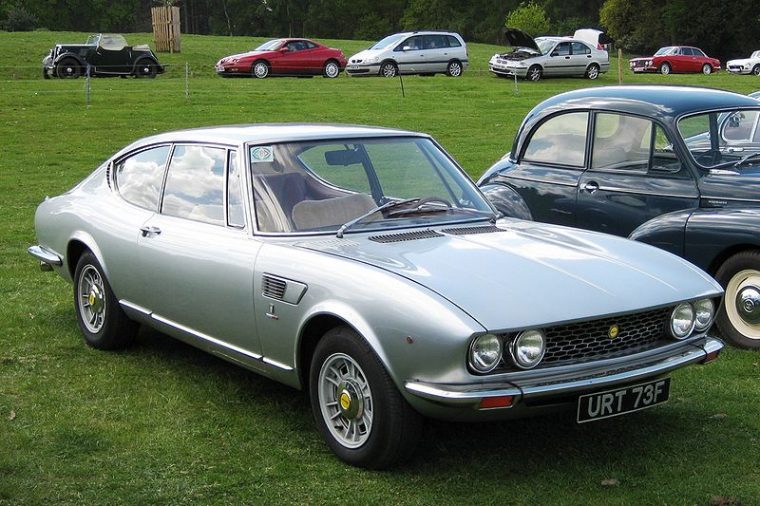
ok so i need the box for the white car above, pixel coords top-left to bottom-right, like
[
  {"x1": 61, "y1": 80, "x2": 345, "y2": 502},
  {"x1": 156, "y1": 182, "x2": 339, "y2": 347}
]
[
  {"x1": 727, "y1": 50, "x2": 760, "y2": 76},
  {"x1": 346, "y1": 31, "x2": 468, "y2": 78}
]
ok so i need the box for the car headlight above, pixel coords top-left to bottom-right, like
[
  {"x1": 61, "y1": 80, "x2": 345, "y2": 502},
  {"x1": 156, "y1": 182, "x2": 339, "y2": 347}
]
[
  {"x1": 670, "y1": 303, "x2": 696, "y2": 339},
  {"x1": 694, "y1": 298, "x2": 715, "y2": 331},
  {"x1": 509, "y1": 330, "x2": 545, "y2": 369},
  {"x1": 646, "y1": 60, "x2": 652, "y2": 66},
  {"x1": 469, "y1": 334, "x2": 502, "y2": 373}
]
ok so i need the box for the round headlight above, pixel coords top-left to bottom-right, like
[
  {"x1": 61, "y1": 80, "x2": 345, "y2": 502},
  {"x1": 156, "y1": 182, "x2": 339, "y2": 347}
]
[
  {"x1": 694, "y1": 298, "x2": 715, "y2": 331},
  {"x1": 670, "y1": 303, "x2": 696, "y2": 339},
  {"x1": 469, "y1": 334, "x2": 502, "y2": 373},
  {"x1": 510, "y1": 330, "x2": 546, "y2": 369}
]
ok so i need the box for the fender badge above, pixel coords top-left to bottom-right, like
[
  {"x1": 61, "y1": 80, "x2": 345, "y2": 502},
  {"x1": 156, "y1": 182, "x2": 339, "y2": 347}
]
[{"x1": 608, "y1": 325, "x2": 620, "y2": 340}]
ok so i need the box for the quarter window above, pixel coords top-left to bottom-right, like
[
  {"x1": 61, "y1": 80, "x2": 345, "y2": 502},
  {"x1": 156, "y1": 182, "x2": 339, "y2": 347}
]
[
  {"x1": 446, "y1": 35, "x2": 461, "y2": 48},
  {"x1": 571, "y1": 42, "x2": 591, "y2": 55},
  {"x1": 227, "y1": 150, "x2": 246, "y2": 228},
  {"x1": 162, "y1": 145, "x2": 226, "y2": 226},
  {"x1": 115, "y1": 145, "x2": 170, "y2": 211},
  {"x1": 523, "y1": 112, "x2": 589, "y2": 167}
]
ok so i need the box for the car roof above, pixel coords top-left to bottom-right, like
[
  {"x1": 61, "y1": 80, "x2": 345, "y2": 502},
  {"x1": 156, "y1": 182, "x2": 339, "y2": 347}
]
[{"x1": 116, "y1": 124, "x2": 424, "y2": 155}]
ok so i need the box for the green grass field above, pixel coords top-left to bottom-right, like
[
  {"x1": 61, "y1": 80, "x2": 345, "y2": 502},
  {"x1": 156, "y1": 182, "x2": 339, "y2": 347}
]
[{"x1": 1, "y1": 31, "x2": 759, "y2": 505}]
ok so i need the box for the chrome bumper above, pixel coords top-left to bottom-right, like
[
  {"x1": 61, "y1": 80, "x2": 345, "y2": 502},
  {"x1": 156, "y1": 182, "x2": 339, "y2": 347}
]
[
  {"x1": 28, "y1": 245, "x2": 62, "y2": 271},
  {"x1": 405, "y1": 336, "x2": 723, "y2": 410}
]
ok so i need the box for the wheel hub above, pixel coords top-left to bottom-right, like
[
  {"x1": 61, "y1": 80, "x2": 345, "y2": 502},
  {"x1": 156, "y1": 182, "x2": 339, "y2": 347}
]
[
  {"x1": 336, "y1": 381, "x2": 363, "y2": 420},
  {"x1": 736, "y1": 285, "x2": 760, "y2": 324},
  {"x1": 88, "y1": 284, "x2": 104, "y2": 314}
]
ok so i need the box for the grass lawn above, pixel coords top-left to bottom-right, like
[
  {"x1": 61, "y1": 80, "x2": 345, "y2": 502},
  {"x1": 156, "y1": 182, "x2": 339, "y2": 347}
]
[{"x1": 1, "y1": 31, "x2": 759, "y2": 505}]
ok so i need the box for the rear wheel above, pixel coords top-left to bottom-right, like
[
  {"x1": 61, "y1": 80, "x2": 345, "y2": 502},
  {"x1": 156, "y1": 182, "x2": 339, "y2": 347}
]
[
  {"x1": 659, "y1": 62, "x2": 671, "y2": 75},
  {"x1": 74, "y1": 252, "x2": 137, "y2": 350},
  {"x1": 702, "y1": 63, "x2": 712, "y2": 75},
  {"x1": 380, "y1": 61, "x2": 397, "y2": 78},
  {"x1": 323, "y1": 60, "x2": 340, "y2": 78},
  {"x1": 715, "y1": 251, "x2": 760, "y2": 349},
  {"x1": 56, "y1": 57, "x2": 81, "y2": 79},
  {"x1": 252, "y1": 60, "x2": 269, "y2": 79},
  {"x1": 309, "y1": 326, "x2": 422, "y2": 469},
  {"x1": 135, "y1": 60, "x2": 157, "y2": 78},
  {"x1": 446, "y1": 60, "x2": 463, "y2": 77},
  {"x1": 585, "y1": 63, "x2": 600, "y2": 80},
  {"x1": 527, "y1": 65, "x2": 542, "y2": 81}
]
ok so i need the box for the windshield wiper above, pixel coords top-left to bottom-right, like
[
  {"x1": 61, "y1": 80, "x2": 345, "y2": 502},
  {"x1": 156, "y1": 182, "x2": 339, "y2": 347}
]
[
  {"x1": 336, "y1": 198, "x2": 421, "y2": 238},
  {"x1": 734, "y1": 152, "x2": 760, "y2": 168}
]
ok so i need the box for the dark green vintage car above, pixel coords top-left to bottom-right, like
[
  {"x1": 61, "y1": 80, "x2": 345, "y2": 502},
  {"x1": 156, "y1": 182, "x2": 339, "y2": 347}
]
[{"x1": 42, "y1": 33, "x2": 164, "y2": 79}]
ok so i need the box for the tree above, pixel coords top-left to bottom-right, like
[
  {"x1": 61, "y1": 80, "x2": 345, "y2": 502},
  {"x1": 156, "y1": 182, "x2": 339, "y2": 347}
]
[{"x1": 504, "y1": 1, "x2": 550, "y2": 36}]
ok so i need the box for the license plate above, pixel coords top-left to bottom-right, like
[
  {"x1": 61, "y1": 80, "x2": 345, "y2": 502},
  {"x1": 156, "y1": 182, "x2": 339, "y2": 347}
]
[{"x1": 577, "y1": 378, "x2": 670, "y2": 423}]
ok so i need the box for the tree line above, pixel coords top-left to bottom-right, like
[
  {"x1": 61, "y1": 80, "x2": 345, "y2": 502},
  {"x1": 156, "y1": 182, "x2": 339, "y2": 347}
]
[{"x1": 1, "y1": 0, "x2": 757, "y2": 60}]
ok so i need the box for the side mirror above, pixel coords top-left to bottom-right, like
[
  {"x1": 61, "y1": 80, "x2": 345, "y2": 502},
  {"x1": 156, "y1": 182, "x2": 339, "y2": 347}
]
[
  {"x1": 551, "y1": 51, "x2": 559, "y2": 57},
  {"x1": 280, "y1": 47, "x2": 289, "y2": 53}
]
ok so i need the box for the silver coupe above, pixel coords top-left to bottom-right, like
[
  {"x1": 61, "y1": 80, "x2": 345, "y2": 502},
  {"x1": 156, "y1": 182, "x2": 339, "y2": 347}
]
[{"x1": 30, "y1": 124, "x2": 724, "y2": 468}]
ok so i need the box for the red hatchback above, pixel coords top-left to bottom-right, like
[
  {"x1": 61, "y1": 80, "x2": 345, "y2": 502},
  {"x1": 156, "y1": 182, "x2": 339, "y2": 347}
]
[
  {"x1": 215, "y1": 38, "x2": 347, "y2": 78},
  {"x1": 630, "y1": 46, "x2": 720, "y2": 75}
]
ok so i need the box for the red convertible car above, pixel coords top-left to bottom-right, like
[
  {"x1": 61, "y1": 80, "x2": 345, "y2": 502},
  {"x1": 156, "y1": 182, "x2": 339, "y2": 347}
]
[
  {"x1": 630, "y1": 46, "x2": 720, "y2": 75},
  {"x1": 215, "y1": 38, "x2": 347, "y2": 78}
]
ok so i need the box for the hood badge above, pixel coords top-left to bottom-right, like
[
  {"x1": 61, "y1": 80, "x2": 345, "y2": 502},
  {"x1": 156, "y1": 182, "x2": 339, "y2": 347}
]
[{"x1": 608, "y1": 325, "x2": 620, "y2": 340}]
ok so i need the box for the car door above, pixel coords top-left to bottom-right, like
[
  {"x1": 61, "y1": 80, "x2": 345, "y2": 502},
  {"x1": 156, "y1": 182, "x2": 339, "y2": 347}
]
[
  {"x1": 544, "y1": 42, "x2": 572, "y2": 76},
  {"x1": 89, "y1": 34, "x2": 130, "y2": 73},
  {"x1": 394, "y1": 35, "x2": 425, "y2": 74},
  {"x1": 576, "y1": 112, "x2": 699, "y2": 240},
  {"x1": 570, "y1": 41, "x2": 593, "y2": 76},
  {"x1": 505, "y1": 110, "x2": 590, "y2": 226},
  {"x1": 670, "y1": 47, "x2": 690, "y2": 72},
  {"x1": 422, "y1": 34, "x2": 448, "y2": 72},
  {"x1": 136, "y1": 145, "x2": 263, "y2": 356}
]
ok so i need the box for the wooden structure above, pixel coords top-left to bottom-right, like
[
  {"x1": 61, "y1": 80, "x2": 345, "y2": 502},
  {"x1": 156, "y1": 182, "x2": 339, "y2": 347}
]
[{"x1": 151, "y1": 6, "x2": 181, "y2": 53}]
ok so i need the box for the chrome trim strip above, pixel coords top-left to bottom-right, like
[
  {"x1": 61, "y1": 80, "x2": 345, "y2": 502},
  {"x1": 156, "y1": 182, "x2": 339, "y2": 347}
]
[
  {"x1": 405, "y1": 336, "x2": 723, "y2": 407},
  {"x1": 119, "y1": 299, "x2": 151, "y2": 316},
  {"x1": 28, "y1": 245, "x2": 63, "y2": 266},
  {"x1": 263, "y1": 357, "x2": 294, "y2": 371},
  {"x1": 500, "y1": 173, "x2": 579, "y2": 187},
  {"x1": 699, "y1": 195, "x2": 760, "y2": 204},
  {"x1": 151, "y1": 313, "x2": 263, "y2": 361}
]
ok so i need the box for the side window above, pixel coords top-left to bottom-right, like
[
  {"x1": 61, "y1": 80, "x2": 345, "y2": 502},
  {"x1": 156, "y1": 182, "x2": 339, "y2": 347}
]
[
  {"x1": 303, "y1": 40, "x2": 317, "y2": 49},
  {"x1": 162, "y1": 145, "x2": 226, "y2": 226},
  {"x1": 446, "y1": 35, "x2": 461, "y2": 48},
  {"x1": 522, "y1": 112, "x2": 589, "y2": 167},
  {"x1": 723, "y1": 111, "x2": 759, "y2": 143},
  {"x1": 400, "y1": 36, "x2": 422, "y2": 51},
  {"x1": 571, "y1": 42, "x2": 591, "y2": 55},
  {"x1": 115, "y1": 145, "x2": 170, "y2": 211},
  {"x1": 424, "y1": 35, "x2": 446, "y2": 49},
  {"x1": 227, "y1": 150, "x2": 246, "y2": 228},
  {"x1": 554, "y1": 42, "x2": 571, "y2": 56},
  {"x1": 591, "y1": 113, "x2": 652, "y2": 172}
]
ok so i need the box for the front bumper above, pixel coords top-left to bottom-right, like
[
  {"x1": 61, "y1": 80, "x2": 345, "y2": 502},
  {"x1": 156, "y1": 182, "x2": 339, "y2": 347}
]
[
  {"x1": 346, "y1": 64, "x2": 379, "y2": 76},
  {"x1": 404, "y1": 335, "x2": 722, "y2": 420},
  {"x1": 727, "y1": 65, "x2": 751, "y2": 74},
  {"x1": 489, "y1": 63, "x2": 527, "y2": 78}
]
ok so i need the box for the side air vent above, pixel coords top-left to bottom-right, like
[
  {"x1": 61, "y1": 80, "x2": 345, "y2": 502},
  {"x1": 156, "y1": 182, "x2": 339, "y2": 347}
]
[
  {"x1": 369, "y1": 230, "x2": 443, "y2": 243},
  {"x1": 442, "y1": 225, "x2": 506, "y2": 235},
  {"x1": 262, "y1": 275, "x2": 287, "y2": 300},
  {"x1": 106, "y1": 161, "x2": 113, "y2": 189}
]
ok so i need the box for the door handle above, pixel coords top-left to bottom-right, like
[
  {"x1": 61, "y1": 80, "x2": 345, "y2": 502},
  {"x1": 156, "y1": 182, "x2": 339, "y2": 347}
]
[
  {"x1": 564, "y1": 56, "x2": 570, "y2": 59},
  {"x1": 583, "y1": 181, "x2": 600, "y2": 193},
  {"x1": 140, "y1": 226, "x2": 162, "y2": 237}
]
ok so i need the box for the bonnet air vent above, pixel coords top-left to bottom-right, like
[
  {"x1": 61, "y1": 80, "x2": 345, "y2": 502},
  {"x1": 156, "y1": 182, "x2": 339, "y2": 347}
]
[
  {"x1": 442, "y1": 225, "x2": 506, "y2": 235},
  {"x1": 369, "y1": 230, "x2": 443, "y2": 243},
  {"x1": 262, "y1": 274, "x2": 287, "y2": 300}
]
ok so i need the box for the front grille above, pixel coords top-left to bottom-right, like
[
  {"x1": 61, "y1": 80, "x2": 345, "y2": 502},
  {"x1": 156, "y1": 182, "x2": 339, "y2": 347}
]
[
  {"x1": 540, "y1": 307, "x2": 671, "y2": 365},
  {"x1": 369, "y1": 230, "x2": 443, "y2": 243}
]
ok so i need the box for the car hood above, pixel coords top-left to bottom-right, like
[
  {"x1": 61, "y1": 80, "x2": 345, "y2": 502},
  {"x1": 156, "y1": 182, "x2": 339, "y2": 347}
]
[
  {"x1": 727, "y1": 58, "x2": 753, "y2": 65},
  {"x1": 503, "y1": 28, "x2": 540, "y2": 52},
  {"x1": 493, "y1": 49, "x2": 540, "y2": 61},
  {"x1": 348, "y1": 49, "x2": 382, "y2": 61},
  {"x1": 222, "y1": 50, "x2": 270, "y2": 61},
  {"x1": 297, "y1": 220, "x2": 721, "y2": 332}
]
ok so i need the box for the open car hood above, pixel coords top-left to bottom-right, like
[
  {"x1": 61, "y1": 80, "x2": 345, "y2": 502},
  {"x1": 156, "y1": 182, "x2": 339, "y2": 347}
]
[{"x1": 503, "y1": 27, "x2": 539, "y2": 51}]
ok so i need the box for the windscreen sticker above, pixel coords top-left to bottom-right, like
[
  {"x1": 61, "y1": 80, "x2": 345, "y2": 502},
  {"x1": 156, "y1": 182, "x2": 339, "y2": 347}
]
[{"x1": 251, "y1": 146, "x2": 274, "y2": 163}]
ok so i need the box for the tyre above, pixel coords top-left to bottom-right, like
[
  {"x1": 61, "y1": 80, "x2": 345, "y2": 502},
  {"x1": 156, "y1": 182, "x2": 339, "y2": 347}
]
[
  {"x1": 309, "y1": 326, "x2": 422, "y2": 469},
  {"x1": 702, "y1": 64, "x2": 712, "y2": 75},
  {"x1": 252, "y1": 60, "x2": 269, "y2": 79},
  {"x1": 323, "y1": 60, "x2": 340, "y2": 78},
  {"x1": 752, "y1": 65, "x2": 760, "y2": 76},
  {"x1": 42, "y1": 67, "x2": 50, "y2": 79},
  {"x1": 56, "y1": 57, "x2": 81, "y2": 79},
  {"x1": 659, "y1": 62, "x2": 671, "y2": 75},
  {"x1": 379, "y1": 61, "x2": 397, "y2": 78},
  {"x1": 135, "y1": 60, "x2": 157, "y2": 78},
  {"x1": 446, "y1": 60, "x2": 463, "y2": 77},
  {"x1": 527, "y1": 65, "x2": 542, "y2": 81},
  {"x1": 585, "y1": 63, "x2": 600, "y2": 80},
  {"x1": 74, "y1": 251, "x2": 138, "y2": 350},
  {"x1": 715, "y1": 251, "x2": 760, "y2": 349}
]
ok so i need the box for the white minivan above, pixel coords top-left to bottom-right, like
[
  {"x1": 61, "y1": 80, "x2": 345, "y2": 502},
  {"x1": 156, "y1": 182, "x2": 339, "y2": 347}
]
[{"x1": 346, "y1": 31, "x2": 468, "y2": 77}]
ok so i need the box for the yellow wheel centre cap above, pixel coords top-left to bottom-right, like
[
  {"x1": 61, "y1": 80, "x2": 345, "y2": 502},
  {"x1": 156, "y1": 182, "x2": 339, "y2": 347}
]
[
  {"x1": 88, "y1": 292, "x2": 96, "y2": 306},
  {"x1": 339, "y1": 392, "x2": 351, "y2": 410}
]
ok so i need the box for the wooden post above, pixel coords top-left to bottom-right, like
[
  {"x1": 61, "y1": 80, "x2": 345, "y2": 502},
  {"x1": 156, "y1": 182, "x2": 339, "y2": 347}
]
[
  {"x1": 151, "y1": 6, "x2": 181, "y2": 53},
  {"x1": 618, "y1": 48, "x2": 623, "y2": 84}
]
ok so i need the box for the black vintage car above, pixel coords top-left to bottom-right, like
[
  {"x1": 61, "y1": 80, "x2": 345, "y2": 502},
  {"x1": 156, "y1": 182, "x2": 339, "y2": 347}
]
[
  {"x1": 478, "y1": 86, "x2": 760, "y2": 349},
  {"x1": 42, "y1": 33, "x2": 164, "y2": 79}
]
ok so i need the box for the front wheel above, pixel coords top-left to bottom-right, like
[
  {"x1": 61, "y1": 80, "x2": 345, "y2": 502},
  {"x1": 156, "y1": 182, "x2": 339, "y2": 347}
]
[
  {"x1": 527, "y1": 65, "x2": 542, "y2": 81},
  {"x1": 715, "y1": 251, "x2": 760, "y2": 349},
  {"x1": 56, "y1": 57, "x2": 81, "y2": 79},
  {"x1": 309, "y1": 326, "x2": 422, "y2": 469},
  {"x1": 659, "y1": 62, "x2": 671, "y2": 75},
  {"x1": 135, "y1": 61, "x2": 157, "y2": 78},
  {"x1": 252, "y1": 60, "x2": 269, "y2": 79},
  {"x1": 446, "y1": 60, "x2": 463, "y2": 77},
  {"x1": 702, "y1": 64, "x2": 712, "y2": 75},
  {"x1": 379, "y1": 61, "x2": 397, "y2": 78},
  {"x1": 752, "y1": 65, "x2": 760, "y2": 76},
  {"x1": 323, "y1": 60, "x2": 340, "y2": 78},
  {"x1": 74, "y1": 252, "x2": 138, "y2": 350},
  {"x1": 585, "y1": 63, "x2": 600, "y2": 80}
]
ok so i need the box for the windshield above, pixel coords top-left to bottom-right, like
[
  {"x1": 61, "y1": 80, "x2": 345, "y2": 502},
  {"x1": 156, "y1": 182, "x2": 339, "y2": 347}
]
[
  {"x1": 654, "y1": 47, "x2": 677, "y2": 56},
  {"x1": 537, "y1": 39, "x2": 555, "y2": 55},
  {"x1": 370, "y1": 34, "x2": 405, "y2": 50},
  {"x1": 255, "y1": 39, "x2": 283, "y2": 51},
  {"x1": 678, "y1": 109, "x2": 760, "y2": 169},
  {"x1": 86, "y1": 35, "x2": 99, "y2": 45},
  {"x1": 753, "y1": 50, "x2": 760, "y2": 59},
  {"x1": 249, "y1": 137, "x2": 494, "y2": 234}
]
